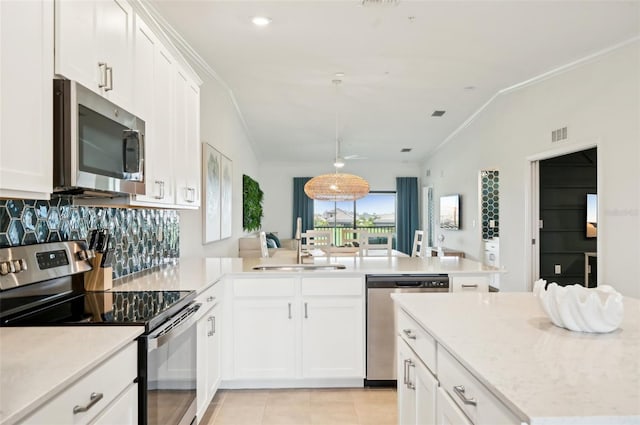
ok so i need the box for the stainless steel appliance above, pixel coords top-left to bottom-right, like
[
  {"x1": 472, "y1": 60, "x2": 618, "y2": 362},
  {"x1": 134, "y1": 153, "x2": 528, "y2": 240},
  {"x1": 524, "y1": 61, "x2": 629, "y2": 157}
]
[
  {"x1": 365, "y1": 274, "x2": 449, "y2": 386},
  {"x1": 53, "y1": 79, "x2": 146, "y2": 196},
  {"x1": 0, "y1": 241, "x2": 198, "y2": 425}
]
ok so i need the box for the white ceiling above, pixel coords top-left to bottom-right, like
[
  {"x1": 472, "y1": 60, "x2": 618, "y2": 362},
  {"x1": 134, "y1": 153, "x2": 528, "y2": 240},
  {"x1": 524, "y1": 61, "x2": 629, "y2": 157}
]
[{"x1": 149, "y1": 0, "x2": 640, "y2": 164}]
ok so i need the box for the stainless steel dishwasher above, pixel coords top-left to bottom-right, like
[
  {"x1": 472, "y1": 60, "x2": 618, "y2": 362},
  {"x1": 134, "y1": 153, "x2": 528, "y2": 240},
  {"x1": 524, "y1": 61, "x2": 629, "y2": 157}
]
[{"x1": 365, "y1": 274, "x2": 449, "y2": 386}]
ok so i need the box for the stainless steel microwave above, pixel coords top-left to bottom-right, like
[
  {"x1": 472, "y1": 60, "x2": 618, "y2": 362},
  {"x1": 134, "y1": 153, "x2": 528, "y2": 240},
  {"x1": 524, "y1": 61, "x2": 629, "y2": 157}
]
[{"x1": 53, "y1": 79, "x2": 145, "y2": 196}]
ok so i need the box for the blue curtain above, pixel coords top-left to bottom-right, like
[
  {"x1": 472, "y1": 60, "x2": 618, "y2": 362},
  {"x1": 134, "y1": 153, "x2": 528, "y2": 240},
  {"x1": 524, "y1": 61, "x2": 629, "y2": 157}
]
[
  {"x1": 396, "y1": 177, "x2": 419, "y2": 254},
  {"x1": 292, "y1": 177, "x2": 314, "y2": 238}
]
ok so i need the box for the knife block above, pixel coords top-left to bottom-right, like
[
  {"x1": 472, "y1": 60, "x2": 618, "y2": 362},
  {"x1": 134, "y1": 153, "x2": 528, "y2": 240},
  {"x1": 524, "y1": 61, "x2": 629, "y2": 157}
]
[{"x1": 84, "y1": 254, "x2": 113, "y2": 291}]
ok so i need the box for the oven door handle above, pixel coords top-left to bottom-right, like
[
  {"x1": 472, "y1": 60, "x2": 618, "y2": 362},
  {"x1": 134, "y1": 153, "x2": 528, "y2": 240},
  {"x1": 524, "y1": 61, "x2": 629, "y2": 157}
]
[{"x1": 147, "y1": 303, "x2": 201, "y2": 351}]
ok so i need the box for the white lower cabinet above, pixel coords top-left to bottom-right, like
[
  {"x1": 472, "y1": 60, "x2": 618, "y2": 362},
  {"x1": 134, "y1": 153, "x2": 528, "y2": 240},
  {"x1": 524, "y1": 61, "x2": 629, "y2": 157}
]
[
  {"x1": 233, "y1": 297, "x2": 296, "y2": 379},
  {"x1": 437, "y1": 387, "x2": 473, "y2": 425},
  {"x1": 227, "y1": 276, "x2": 364, "y2": 386},
  {"x1": 196, "y1": 282, "x2": 223, "y2": 421},
  {"x1": 397, "y1": 308, "x2": 522, "y2": 425},
  {"x1": 22, "y1": 342, "x2": 138, "y2": 425},
  {"x1": 397, "y1": 337, "x2": 438, "y2": 425}
]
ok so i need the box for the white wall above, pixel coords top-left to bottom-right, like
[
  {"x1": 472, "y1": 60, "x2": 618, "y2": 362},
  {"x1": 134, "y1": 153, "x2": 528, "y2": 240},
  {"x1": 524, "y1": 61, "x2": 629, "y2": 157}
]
[
  {"x1": 422, "y1": 42, "x2": 640, "y2": 297},
  {"x1": 259, "y1": 160, "x2": 422, "y2": 238},
  {"x1": 179, "y1": 73, "x2": 259, "y2": 257}
]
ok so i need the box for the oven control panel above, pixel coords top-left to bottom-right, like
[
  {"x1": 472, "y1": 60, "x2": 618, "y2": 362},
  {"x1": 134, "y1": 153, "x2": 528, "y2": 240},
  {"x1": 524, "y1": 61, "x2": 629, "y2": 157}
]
[
  {"x1": 0, "y1": 241, "x2": 92, "y2": 290},
  {"x1": 36, "y1": 250, "x2": 69, "y2": 270}
]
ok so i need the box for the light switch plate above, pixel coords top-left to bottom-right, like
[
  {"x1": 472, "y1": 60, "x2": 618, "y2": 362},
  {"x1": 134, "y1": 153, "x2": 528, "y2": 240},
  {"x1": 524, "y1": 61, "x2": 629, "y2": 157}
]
[{"x1": 554, "y1": 264, "x2": 561, "y2": 274}]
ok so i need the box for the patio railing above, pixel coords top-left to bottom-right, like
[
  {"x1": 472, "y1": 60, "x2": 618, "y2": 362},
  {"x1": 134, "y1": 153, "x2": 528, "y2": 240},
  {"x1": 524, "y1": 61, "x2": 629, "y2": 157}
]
[{"x1": 313, "y1": 226, "x2": 396, "y2": 247}]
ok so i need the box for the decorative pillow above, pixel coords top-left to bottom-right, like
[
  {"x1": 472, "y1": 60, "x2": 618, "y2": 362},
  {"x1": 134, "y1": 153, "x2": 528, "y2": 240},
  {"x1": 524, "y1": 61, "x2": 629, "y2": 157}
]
[
  {"x1": 266, "y1": 232, "x2": 281, "y2": 248},
  {"x1": 265, "y1": 238, "x2": 277, "y2": 249}
]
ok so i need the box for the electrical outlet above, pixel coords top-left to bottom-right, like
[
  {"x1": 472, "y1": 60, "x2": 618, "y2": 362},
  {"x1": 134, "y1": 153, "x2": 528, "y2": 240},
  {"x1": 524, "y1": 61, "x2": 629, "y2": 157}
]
[
  {"x1": 489, "y1": 219, "x2": 495, "y2": 228},
  {"x1": 554, "y1": 264, "x2": 562, "y2": 274}
]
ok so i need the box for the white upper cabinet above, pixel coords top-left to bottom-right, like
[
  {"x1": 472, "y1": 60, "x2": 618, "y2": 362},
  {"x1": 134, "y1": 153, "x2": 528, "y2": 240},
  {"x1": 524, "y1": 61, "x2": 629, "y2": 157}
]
[
  {"x1": 55, "y1": 0, "x2": 134, "y2": 111},
  {"x1": 0, "y1": 0, "x2": 53, "y2": 199},
  {"x1": 132, "y1": 17, "x2": 175, "y2": 206},
  {"x1": 174, "y1": 67, "x2": 201, "y2": 208}
]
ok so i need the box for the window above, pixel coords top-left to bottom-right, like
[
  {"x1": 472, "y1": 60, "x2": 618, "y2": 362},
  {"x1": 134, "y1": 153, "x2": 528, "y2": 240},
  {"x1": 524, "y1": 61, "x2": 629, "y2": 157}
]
[{"x1": 313, "y1": 192, "x2": 396, "y2": 245}]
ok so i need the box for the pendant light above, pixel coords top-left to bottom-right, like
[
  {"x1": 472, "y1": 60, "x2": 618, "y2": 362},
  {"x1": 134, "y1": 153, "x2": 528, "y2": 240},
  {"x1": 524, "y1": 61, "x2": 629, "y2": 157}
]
[{"x1": 304, "y1": 78, "x2": 370, "y2": 201}]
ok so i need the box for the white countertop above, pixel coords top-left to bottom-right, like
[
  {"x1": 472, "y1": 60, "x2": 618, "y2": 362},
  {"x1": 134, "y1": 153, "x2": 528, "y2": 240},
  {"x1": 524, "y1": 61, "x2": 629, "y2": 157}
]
[
  {"x1": 392, "y1": 292, "x2": 640, "y2": 424},
  {"x1": 112, "y1": 256, "x2": 499, "y2": 292},
  {"x1": 0, "y1": 326, "x2": 143, "y2": 425}
]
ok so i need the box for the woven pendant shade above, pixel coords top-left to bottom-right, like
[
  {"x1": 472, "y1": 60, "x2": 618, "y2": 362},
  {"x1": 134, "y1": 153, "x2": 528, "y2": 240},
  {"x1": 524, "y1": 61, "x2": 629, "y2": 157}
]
[{"x1": 304, "y1": 172, "x2": 370, "y2": 201}]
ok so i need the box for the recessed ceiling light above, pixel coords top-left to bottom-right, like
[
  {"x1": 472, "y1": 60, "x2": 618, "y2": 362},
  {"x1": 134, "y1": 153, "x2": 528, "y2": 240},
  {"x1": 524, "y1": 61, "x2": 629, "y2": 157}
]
[
  {"x1": 335, "y1": 72, "x2": 345, "y2": 78},
  {"x1": 431, "y1": 110, "x2": 446, "y2": 117},
  {"x1": 251, "y1": 16, "x2": 272, "y2": 26}
]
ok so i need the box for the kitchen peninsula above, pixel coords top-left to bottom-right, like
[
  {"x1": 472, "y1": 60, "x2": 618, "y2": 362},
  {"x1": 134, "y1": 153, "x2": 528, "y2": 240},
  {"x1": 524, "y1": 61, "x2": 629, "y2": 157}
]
[{"x1": 392, "y1": 292, "x2": 640, "y2": 424}]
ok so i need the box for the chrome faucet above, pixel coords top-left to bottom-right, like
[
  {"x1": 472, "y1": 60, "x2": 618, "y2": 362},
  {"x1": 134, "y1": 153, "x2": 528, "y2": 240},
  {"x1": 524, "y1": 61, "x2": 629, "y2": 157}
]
[{"x1": 295, "y1": 217, "x2": 302, "y2": 264}]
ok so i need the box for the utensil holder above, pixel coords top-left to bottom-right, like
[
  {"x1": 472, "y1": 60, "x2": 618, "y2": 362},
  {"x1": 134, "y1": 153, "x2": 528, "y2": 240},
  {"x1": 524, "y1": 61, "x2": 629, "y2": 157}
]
[{"x1": 84, "y1": 254, "x2": 113, "y2": 291}]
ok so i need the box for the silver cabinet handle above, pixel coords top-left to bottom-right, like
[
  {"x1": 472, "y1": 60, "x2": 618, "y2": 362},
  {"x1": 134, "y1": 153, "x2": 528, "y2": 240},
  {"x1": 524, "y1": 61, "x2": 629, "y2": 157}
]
[
  {"x1": 304, "y1": 302, "x2": 308, "y2": 319},
  {"x1": 105, "y1": 66, "x2": 113, "y2": 91},
  {"x1": 73, "y1": 392, "x2": 103, "y2": 414},
  {"x1": 407, "y1": 359, "x2": 415, "y2": 390},
  {"x1": 207, "y1": 316, "x2": 215, "y2": 336},
  {"x1": 288, "y1": 302, "x2": 292, "y2": 319},
  {"x1": 403, "y1": 329, "x2": 417, "y2": 340},
  {"x1": 403, "y1": 359, "x2": 410, "y2": 385},
  {"x1": 98, "y1": 62, "x2": 107, "y2": 88},
  {"x1": 154, "y1": 180, "x2": 165, "y2": 199},
  {"x1": 453, "y1": 385, "x2": 477, "y2": 406},
  {"x1": 461, "y1": 284, "x2": 479, "y2": 289}
]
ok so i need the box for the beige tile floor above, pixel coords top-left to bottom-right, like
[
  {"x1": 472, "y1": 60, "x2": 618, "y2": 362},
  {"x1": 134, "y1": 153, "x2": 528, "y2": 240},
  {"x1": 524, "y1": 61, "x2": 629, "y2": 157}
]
[{"x1": 200, "y1": 388, "x2": 397, "y2": 425}]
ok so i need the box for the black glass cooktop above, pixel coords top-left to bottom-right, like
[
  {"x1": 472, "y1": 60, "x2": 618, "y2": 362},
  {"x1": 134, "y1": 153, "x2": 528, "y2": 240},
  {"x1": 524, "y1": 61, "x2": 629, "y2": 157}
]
[{"x1": 1, "y1": 290, "x2": 195, "y2": 332}]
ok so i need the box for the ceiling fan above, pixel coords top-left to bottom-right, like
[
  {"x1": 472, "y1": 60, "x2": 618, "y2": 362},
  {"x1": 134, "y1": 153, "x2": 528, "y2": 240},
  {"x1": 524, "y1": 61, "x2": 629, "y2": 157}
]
[{"x1": 333, "y1": 138, "x2": 367, "y2": 168}]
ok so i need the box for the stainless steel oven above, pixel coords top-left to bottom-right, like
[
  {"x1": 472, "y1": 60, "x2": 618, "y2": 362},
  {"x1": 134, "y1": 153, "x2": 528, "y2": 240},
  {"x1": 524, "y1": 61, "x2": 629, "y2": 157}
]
[
  {"x1": 0, "y1": 242, "x2": 199, "y2": 425},
  {"x1": 140, "y1": 302, "x2": 201, "y2": 425},
  {"x1": 53, "y1": 79, "x2": 146, "y2": 196}
]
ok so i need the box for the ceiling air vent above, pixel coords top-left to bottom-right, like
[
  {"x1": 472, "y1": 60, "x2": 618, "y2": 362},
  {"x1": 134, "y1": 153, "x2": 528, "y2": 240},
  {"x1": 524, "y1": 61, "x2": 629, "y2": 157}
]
[
  {"x1": 431, "y1": 110, "x2": 446, "y2": 117},
  {"x1": 551, "y1": 126, "x2": 568, "y2": 142},
  {"x1": 361, "y1": 0, "x2": 399, "y2": 6},
  {"x1": 401, "y1": 148, "x2": 412, "y2": 153}
]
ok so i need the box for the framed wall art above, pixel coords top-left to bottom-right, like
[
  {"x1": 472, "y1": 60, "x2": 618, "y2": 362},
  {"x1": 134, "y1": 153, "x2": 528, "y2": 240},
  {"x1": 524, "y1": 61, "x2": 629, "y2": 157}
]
[
  {"x1": 220, "y1": 154, "x2": 233, "y2": 239},
  {"x1": 203, "y1": 143, "x2": 222, "y2": 243}
]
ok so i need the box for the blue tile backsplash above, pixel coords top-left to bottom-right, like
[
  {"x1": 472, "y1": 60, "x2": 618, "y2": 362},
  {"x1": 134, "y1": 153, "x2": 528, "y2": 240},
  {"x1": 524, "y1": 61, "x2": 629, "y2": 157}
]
[{"x1": 0, "y1": 198, "x2": 179, "y2": 279}]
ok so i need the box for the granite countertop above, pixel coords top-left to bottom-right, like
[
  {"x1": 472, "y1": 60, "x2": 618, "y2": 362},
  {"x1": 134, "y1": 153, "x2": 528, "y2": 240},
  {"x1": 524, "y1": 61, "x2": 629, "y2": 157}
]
[
  {"x1": 0, "y1": 326, "x2": 143, "y2": 425},
  {"x1": 392, "y1": 292, "x2": 640, "y2": 424},
  {"x1": 110, "y1": 256, "x2": 501, "y2": 292}
]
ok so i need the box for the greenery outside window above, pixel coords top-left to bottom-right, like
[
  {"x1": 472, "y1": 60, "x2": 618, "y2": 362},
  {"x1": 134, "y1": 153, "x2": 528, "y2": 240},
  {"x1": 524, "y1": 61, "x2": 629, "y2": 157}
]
[{"x1": 313, "y1": 192, "x2": 396, "y2": 246}]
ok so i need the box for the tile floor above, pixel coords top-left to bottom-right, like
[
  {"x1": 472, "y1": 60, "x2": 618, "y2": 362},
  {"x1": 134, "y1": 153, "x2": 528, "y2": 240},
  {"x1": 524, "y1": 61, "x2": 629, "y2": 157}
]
[{"x1": 200, "y1": 388, "x2": 397, "y2": 425}]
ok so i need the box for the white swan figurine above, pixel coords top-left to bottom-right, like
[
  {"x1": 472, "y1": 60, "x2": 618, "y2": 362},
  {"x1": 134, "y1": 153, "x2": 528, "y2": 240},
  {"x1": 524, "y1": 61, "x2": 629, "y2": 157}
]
[{"x1": 533, "y1": 279, "x2": 624, "y2": 333}]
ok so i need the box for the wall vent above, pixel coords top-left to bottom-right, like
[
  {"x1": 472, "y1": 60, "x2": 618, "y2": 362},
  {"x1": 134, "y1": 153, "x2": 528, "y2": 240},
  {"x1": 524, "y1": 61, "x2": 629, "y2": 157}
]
[
  {"x1": 361, "y1": 0, "x2": 399, "y2": 6},
  {"x1": 401, "y1": 148, "x2": 412, "y2": 153},
  {"x1": 551, "y1": 126, "x2": 568, "y2": 142},
  {"x1": 431, "y1": 110, "x2": 446, "y2": 117}
]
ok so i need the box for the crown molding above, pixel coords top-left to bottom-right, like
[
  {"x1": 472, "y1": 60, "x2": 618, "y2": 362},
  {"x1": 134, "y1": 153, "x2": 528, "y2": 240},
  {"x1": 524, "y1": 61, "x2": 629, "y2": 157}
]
[{"x1": 426, "y1": 36, "x2": 640, "y2": 159}]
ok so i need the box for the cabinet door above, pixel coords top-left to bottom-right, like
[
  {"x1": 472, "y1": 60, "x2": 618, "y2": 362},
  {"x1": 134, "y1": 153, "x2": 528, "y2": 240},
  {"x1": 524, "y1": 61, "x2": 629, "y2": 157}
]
[
  {"x1": 436, "y1": 387, "x2": 472, "y2": 425},
  {"x1": 233, "y1": 298, "x2": 296, "y2": 379},
  {"x1": 54, "y1": 0, "x2": 96, "y2": 89},
  {"x1": 196, "y1": 310, "x2": 211, "y2": 419},
  {"x1": 397, "y1": 338, "x2": 416, "y2": 425},
  {"x1": 207, "y1": 303, "x2": 221, "y2": 397},
  {"x1": 415, "y1": 358, "x2": 438, "y2": 425},
  {"x1": 91, "y1": 383, "x2": 138, "y2": 425},
  {"x1": 0, "y1": 0, "x2": 53, "y2": 199},
  {"x1": 301, "y1": 296, "x2": 363, "y2": 378},
  {"x1": 174, "y1": 68, "x2": 200, "y2": 208},
  {"x1": 96, "y1": 0, "x2": 133, "y2": 110},
  {"x1": 132, "y1": 17, "x2": 174, "y2": 206}
]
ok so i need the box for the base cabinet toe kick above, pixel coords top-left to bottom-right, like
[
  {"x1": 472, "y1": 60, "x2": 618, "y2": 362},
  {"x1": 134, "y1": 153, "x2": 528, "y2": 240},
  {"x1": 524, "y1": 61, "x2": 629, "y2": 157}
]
[{"x1": 395, "y1": 309, "x2": 524, "y2": 425}]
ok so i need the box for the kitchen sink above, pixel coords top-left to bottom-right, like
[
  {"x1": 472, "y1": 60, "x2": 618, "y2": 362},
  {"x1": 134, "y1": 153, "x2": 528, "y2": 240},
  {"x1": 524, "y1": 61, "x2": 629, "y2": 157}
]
[{"x1": 252, "y1": 264, "x2": 347, "y2": 271}]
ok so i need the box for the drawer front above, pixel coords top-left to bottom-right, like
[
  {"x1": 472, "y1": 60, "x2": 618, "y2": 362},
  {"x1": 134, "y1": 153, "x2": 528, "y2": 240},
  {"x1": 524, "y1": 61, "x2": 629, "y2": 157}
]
[
  {"x1": 437, "y1": 347, "x2": 521, "y2": 425},
  {"x1": 397, "y1": 309, "x2": 436, "y2": 374},
  {"x1": 197, "y1": 280, "x2": 224, "y2": 310},
  {"x1": 450, "y1": 276, "x2": 489, "y2": 292},
  {"x1": 233, "y1": 277, "x2": 297, "y2": 297},
  {"x1": 301, "y1": 277, "x2": 363, "y2": 296},
  {"x1": 23, "y1": 342, "x2": 137, "y2": 425}
]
